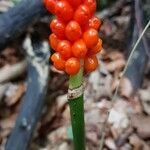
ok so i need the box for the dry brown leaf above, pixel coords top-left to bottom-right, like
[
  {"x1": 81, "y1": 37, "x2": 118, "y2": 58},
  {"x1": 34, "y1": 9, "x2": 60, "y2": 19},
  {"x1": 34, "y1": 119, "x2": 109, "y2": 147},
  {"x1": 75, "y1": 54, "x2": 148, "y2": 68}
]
[
  {"x1": 104, "y1": 51, "x2": 124, "y2": 61},
  {"x1": 139, "y1": 88, "x2": 150, "y2": 115},
  {"x1": 5, "y1": 82, "x2": 26, "y2": 106},
  {"x1": 128, "y1": 96, "x2": 143, "y2": 114},
  {"x1": 86, "y1": 131, "x2": 98, "y2": 145},
  {"x1": 85, "y1": 66, "x2": 112, "y2": 99},
  {"x1": 101, "y1": 19, "x2": 117, "y2": 37},
  {"x1": 56, "y1": 94, "x2": 67, "y2": 111},
  {"x1": 139, "y1": 88, "x2": 150, "y2": 102},
  {"x1": 41, "y1": 102, "x2": 57, "y2": 126},
  {"x1": 105, "y1": 137, "x2": 117, "y2": 150},
  {"x1": 0, "y1": 114, "x2": 16, "y2": 139},
  {"x1": 120, "y1": 77, "x2": 133, "y2": 98},
  {"x1": 119, "y1": 143, "x2": 133, "y2": 150},
  {"x1": 48, "y1": 126, "x2": 68, "y2": 144},
  {"x1": 62, "y1": 105, "x2": 70, "y2": 123},
  {"x1": 115, "y1": 128, "x2": 133, "y2": 147},
  {"x1": 0, "y1": 83, "x2": 9, "y2": 101},
  {"x1": 129, "y1": 134, "x2": 150, "y2": 150},
  {"x1": 131, "y1": 115, "x2": 150, "y2": 139},
  {"x1": 105, "y1": 59, "x2": 125, "y2": 72}
]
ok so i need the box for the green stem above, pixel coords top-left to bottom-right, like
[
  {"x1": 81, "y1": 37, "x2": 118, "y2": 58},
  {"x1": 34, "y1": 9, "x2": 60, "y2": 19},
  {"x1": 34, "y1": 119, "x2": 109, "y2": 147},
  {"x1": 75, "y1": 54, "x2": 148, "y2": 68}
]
[{"x1": 68, "y1": 66, "x2": 85, "y2": 150}]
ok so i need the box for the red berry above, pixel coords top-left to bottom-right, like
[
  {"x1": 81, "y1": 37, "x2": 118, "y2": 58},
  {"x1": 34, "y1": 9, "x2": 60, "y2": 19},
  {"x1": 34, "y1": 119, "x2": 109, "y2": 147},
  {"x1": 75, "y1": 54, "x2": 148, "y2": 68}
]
[
  {"x1": 74, "y1": 5, "x2": 91, "y2": 26},
  {"x1": 50, "y1": 18, "x2": 66, "y2": 39},
  {"x1": 84, "y1": 0, "x2": 96, "y2": 15},
  {"x1": 84, "y1": 55, "x2": 98, "y2": 73},
  {"x1": 65, "y1": 21, "x2": 82, "y2": 42},
  {"x1": 65, "y1": 57, "x2": 80, "y2": 75},
  {"x1": 89, "y1": 16, "x2": 101, "y2": 30},
  {"x1": 72, "y1": 39, "x2": 87, "y2": 58},
  {"x1": 57, "y1": 40, "x2": 72, "y2": 60},
  {"x1": 51, "y1": 52, "x2": 65, "y2": 70},
  {"x1": 88, "y1": 38, "x2": 102, "y2": 55},
  {"x1": 49, "y1": 33, "x2": 60, "y2": 51},
  {"x1": 55, "y1": 0, "x2": 74, "y2": 22},
  {"x1": 44, "y1": 0, "x2": 56, "y2": 14},
  {"x1": 67, "y1": 0, "x2": 82, "y2": 8},
  {"x1": 83, "y1": 28, "x2": 99, "y2": 48}
]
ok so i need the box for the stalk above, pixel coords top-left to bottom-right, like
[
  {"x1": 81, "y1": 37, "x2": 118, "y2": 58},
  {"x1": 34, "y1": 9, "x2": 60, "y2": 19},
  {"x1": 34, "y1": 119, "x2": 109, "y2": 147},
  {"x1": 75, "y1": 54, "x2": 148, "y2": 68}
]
[{"x1": 68, "y1": 64, "x2": 85, "y2": 150}]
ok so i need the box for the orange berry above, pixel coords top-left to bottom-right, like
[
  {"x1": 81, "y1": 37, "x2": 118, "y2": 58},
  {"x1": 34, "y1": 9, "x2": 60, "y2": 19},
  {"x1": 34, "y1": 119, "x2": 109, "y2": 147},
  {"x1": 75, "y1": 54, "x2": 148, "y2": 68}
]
[
  {"x1": 55, "y1": 0, "x2": 74, "y2": 22},
  {"x1": 72, "y1": 39, "x2": 87, "y2": 58},
  {"x1": 51, "y1": 52, "x2": 65, "y2": 70},
  {"x1": 82, "y1": 16, "x2": 102, "y2": 31},
  {"x1": 65, "y1": 57, "x2": 80, "y2": 75},
  {"x1": 65, "y1": 21, "x2": 82, "y2": 42},
  {"x1": 57, "y1": 40, "x2": 72, "y2": 60},
  {"x1": 67, "y1": 0, "x2": 82, "y2": 8},
  {"x1": 83, "y1": 28, "x2": 99, "y2": 48},
  {"x1": 50, "y1": 18, "x2": 66, "y2": 39},
  {"x1": 44, "y1": 0, "x2": 56, "y2": 14},
  {"x1": 84, "y1": 0, "x2": 96, "y2": 15},
  {"x1": 74, "y1": 5, "x2": 91, "y2": 26},
  {"x1": 89, "y1": 16, "x2": 101, "y2": 30},
  {"x1": 88, "y1": 38, "x2": 102, "y2": 55},
  {"x1": 84, "y1": 55, "x2": 98, "y2": 73},
  {"x1": 49, "y1": 33, "x2": 60, "y2": 51}
]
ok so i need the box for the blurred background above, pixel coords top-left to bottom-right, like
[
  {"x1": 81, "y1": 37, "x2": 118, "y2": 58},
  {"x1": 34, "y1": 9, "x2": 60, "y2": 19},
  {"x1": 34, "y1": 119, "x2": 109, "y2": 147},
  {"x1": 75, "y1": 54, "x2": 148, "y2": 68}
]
[{"x1": 0, "y1": 0, "x2": 150, "y2": 149}]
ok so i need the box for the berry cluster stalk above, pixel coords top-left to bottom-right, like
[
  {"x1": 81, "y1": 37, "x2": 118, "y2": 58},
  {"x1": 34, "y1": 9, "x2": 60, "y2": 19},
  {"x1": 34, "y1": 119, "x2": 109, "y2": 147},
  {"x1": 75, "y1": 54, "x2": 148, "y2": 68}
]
[{"x1": 68, "y1": 63, "x2": 85, "y2": 150}]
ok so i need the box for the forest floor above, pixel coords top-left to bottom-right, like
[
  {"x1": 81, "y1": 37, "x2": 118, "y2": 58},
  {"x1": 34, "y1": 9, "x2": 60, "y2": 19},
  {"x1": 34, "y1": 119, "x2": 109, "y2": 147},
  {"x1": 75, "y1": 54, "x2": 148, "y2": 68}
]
[{"x1": 0, "y1": 0, "x2": 150, "y2": 150}]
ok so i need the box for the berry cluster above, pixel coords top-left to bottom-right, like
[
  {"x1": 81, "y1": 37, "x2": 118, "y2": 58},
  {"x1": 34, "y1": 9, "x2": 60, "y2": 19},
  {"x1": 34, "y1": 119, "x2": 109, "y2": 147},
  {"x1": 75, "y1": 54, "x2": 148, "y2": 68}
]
[{"x1": 44, "y1": 0, "x2": 102, "y2": 75}]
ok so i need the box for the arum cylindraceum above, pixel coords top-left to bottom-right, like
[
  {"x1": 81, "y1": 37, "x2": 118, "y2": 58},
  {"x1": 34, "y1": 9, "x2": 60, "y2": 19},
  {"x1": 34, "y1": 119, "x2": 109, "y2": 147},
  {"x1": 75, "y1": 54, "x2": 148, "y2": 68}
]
[{"x1": 44, "y1": 0, "x2": 103, "y2": 149}]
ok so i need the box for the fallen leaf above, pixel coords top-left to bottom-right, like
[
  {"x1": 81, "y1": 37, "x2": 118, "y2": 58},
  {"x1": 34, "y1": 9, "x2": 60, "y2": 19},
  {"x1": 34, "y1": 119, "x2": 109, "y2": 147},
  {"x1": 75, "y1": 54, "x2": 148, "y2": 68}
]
[
  {"x1": 139, "y1": 88, "x2": 150, "y2": 115},
  {"x1": 104, "y1": 51, "x2": 124, "y2": 61},
  {"x1": 5, "y1": 82, "x2": 26, "y2": 106},
  {"x1": 120, "y1": 77, "x2": 133, "y2": 98},
  {"x1": 105, "y1": 137, "x2": 117, "y2": 150},
  {"x1": 131, "y1": 115, "x2": 150, "y2": 139},
  {"x1": 105, "y1": 59, "x2": 125, "y2": 72},
  {"x1": 48, "y1": 126, "x2": 68, "y2": 144},
  {"x1": 108, "y1": 100, "x2": 129, "y2": 129},
  {"x1": 129, "y1": 134, "x2": 150, "y2": 150}
]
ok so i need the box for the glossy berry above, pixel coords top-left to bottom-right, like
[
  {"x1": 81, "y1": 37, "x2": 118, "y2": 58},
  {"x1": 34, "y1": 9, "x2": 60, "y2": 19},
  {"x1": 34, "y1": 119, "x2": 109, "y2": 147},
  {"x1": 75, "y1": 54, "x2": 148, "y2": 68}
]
[
  {"x1": 45, "y1": 0, "x2": 102, "y2": 75},
  {"x1": 55, "y1": 0, "x2": 74, "y2": 22},
  {"x1": 84, "y1": 0, "x2": 96, "y2": 15},
  {"x1": 89, "y1": 16, "x2": 101, "y2": 30},
  {"x1": 74, "y1": 5, "x2": 91, "y2": 26},
  {"x1": 65, "y1": 21, "x2": 82, "y2": 42},
  {"x1": 57, "y1": 40, "x2": 72, "y2": 60},
  {"x1": 50, "y1": 18, "x2": 66, "y2": 39},
  {"x1": 72, "y1": 39, "x2": 87, "y2": 58},
  {"x1": 84, "y1": 55, "x2": 98, "y2": 73},
  {"x1": 65, "y1": 57, "x2": 80, "y2": 75},
  {"x1": 44, "y1": 0, "x2": 56, "y2": 14},
  {"x1": 83, "y1": 28, "x2": 99, "y2": 48},
  {"x1": 67, "y1": 0, "x2": 82, "y2": 8},
  {"x1": 51, "y1": 52, "x2": 65, "y2": 70},
  {"x1": 82, "y1": 16, "x2": 101, "y2": 31},
  {"x1": 88, "y1": 38, "x2": 102, "y2": 55},
  {"x1": 49, "y1": 33, "x2": 60, "y2": 51}
]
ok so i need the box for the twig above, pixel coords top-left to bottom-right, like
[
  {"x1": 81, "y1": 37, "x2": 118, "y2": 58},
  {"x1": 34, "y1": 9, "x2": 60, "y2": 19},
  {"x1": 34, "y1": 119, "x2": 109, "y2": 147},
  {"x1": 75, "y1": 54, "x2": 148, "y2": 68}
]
[
  {"x1": 0, "y1": 0, "x2": 46, "y2": 51},
  {"x1": 5, "y1": 34, "x2": 50, "y2": 150}
]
